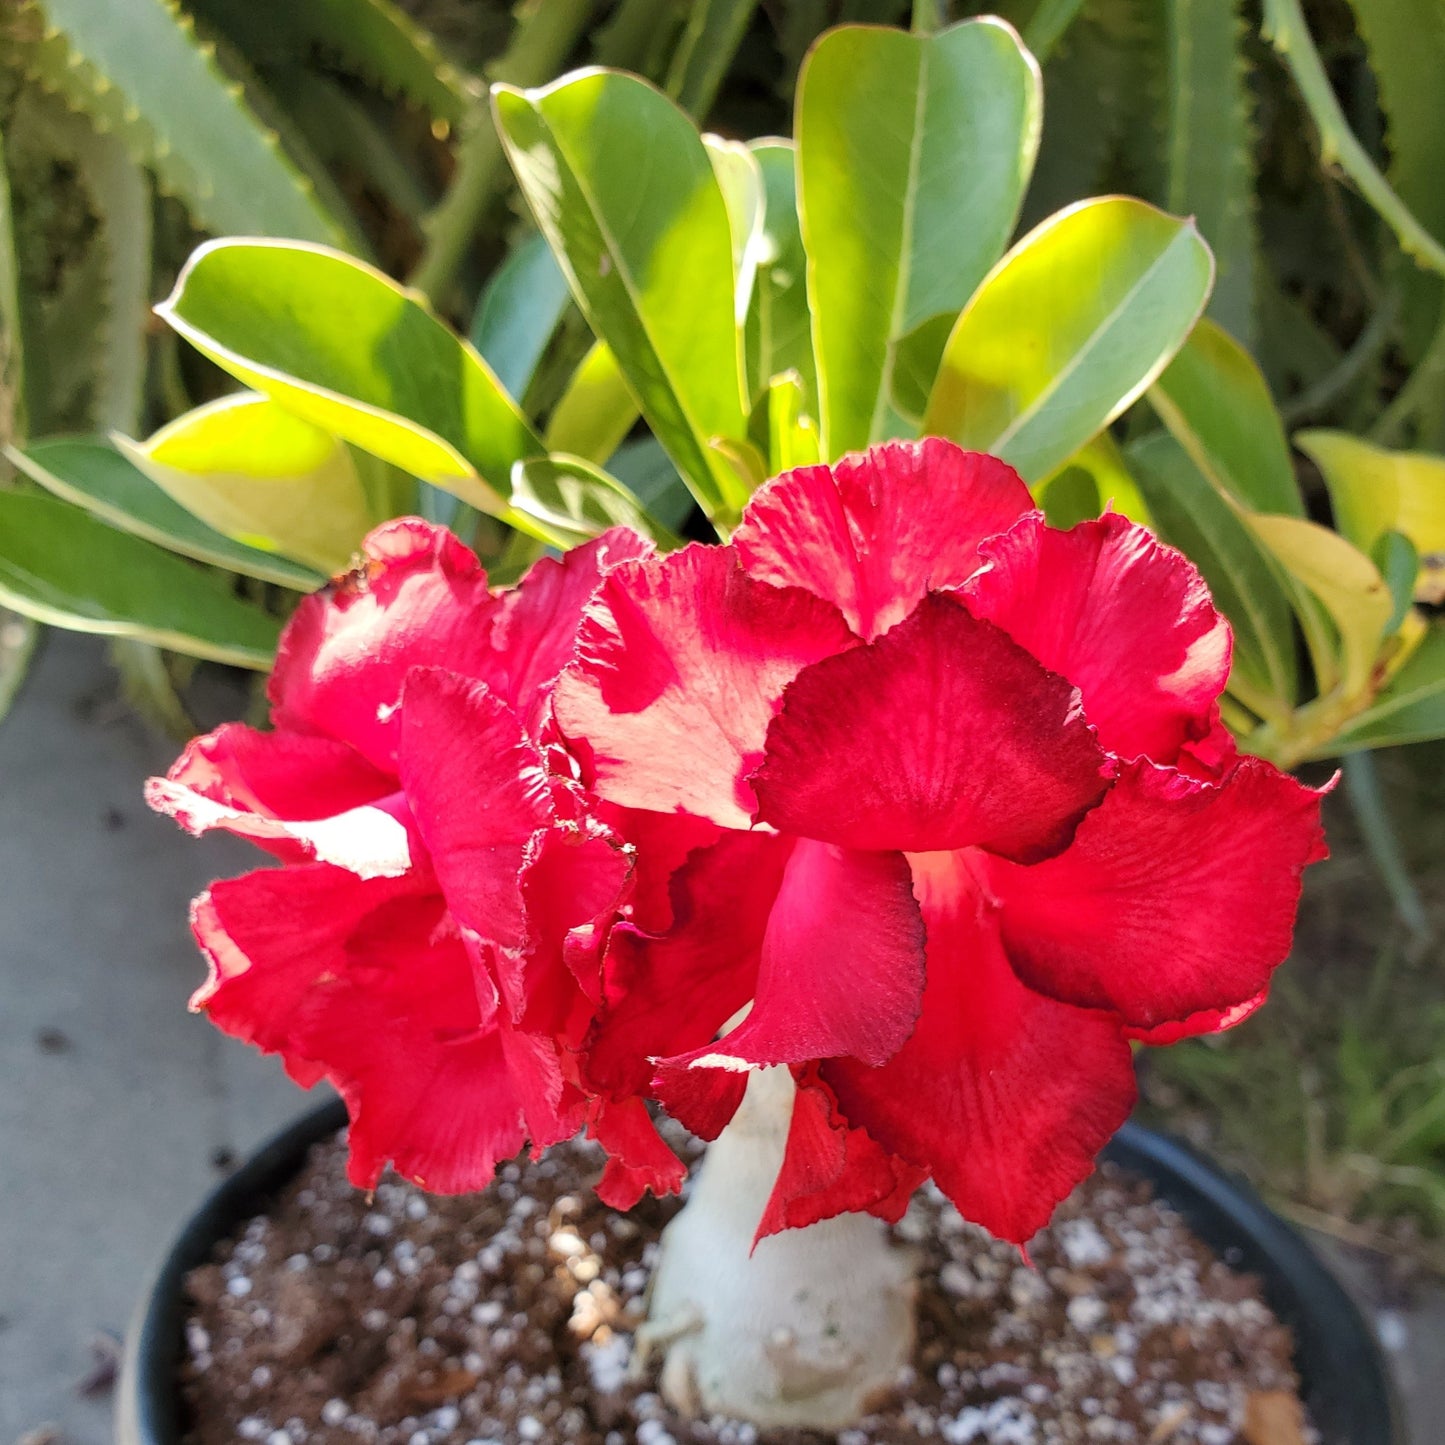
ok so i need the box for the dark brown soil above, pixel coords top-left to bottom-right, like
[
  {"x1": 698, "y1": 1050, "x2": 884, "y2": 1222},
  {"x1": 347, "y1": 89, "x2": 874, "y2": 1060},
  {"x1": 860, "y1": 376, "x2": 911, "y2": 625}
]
[{"x1": 181, "y1": 1129, "x2": 1312, "y2": 1445}]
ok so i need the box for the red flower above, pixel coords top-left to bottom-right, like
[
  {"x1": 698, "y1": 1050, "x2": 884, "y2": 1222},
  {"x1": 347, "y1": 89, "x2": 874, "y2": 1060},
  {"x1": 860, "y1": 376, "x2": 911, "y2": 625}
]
[
  {"x1": 149, "y1": 519, "x2": 685, "y2": 1201},
  {"x1": 555, "y1": 439, "x2": 1327, "y2": 1245}
]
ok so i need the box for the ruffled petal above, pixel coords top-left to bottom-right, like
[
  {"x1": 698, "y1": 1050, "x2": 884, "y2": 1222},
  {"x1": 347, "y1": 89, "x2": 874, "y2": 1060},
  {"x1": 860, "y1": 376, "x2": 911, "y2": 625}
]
[
  {"x1": 270, "y1": 519, "x2": 500, "y2": 771},
  {"x1": 589, "y1": 1097, "x2": 687, "y2": 1209},
  {"x1": 554, "y1": 545, "x2": 856, "y2": 828},
  {"x1": 1126, "y1": 991, "x2": 1266, "y2": 1046},
  {"x1": 146, "y1": 724, "x2": 408, "y2": 876},
  {"x1": 398, "y1": 668, "x2": 553, "y2": 951},
  {"x1": 824, "y1": 851, "x2": 1137, "y2": 1245},
  {"x1": 753, "y1": 594, "x2": 1109, "y2": 860},
  {"x1": 755, "y1": 1067, "x2": 926, "y2": 1242},
  {"x1": 584, "y1": 831, "x2": 792, "y2": 1099},
  {"x1": 989, "y1": 757, "x2": 1328, "y2": 1029},
  {"x1": 962, "y1": 513, "x2": 1231, "y2": 766},
  {"x1": 662, "y1": 840, "x2": 925, "y2": 1072},
  {"x1": 192, "y1": 866, "x2": 527, "y2": 1192},
  {"x1": 735, "y1": 439, "x2": 1033, "y2": 641}
]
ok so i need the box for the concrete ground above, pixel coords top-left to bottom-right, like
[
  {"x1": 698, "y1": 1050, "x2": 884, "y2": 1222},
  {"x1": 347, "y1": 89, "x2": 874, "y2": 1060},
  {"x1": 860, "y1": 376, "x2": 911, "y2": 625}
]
[{"x1": 1, "y1": 632, "x2": 1441, "y2": 1444}]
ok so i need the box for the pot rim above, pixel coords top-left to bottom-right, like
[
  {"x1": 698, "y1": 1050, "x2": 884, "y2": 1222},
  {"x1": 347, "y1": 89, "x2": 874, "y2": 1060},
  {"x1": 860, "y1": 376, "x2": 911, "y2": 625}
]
[{"x1": 119, "y1": 1102, "x2": 1407, "y2": 1445}]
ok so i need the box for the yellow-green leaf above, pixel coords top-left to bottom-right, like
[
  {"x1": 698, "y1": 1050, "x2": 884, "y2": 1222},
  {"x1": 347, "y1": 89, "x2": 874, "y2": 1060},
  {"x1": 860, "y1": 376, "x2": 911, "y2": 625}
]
[
  {"x1": 543, "y1": 342, "x2": 641, "y2": 465},
  {"x1": 924, "y1": 197, "x2": 1214, "y2": 482}
]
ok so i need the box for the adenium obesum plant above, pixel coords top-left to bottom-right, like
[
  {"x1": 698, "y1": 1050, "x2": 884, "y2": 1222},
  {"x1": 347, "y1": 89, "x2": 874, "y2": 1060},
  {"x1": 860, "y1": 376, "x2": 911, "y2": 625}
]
[{"x1": 150, "y1": 439, "x2": 1327, "y2": 1431}]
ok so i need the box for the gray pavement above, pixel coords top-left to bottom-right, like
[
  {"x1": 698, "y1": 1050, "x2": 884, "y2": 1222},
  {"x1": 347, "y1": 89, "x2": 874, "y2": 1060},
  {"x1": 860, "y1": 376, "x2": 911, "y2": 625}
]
[{"x1": 0, "y1": 632, "x2": 1440, "y2": 1444}]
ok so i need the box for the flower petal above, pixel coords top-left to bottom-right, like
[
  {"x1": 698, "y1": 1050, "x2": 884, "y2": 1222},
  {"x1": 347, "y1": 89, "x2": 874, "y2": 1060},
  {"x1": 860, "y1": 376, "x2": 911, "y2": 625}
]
[
  {"x1": 399, "y1": 668, "x2": 553, "y2": 951},
  {"x1": 146, "y1": 724, "x2": 408, "y2": 876},
  {"x1": 665, "y1": 840, "x2": 926, "y2": 1072},
  {"x1": 589, "y1": 1097, "x2": 687, "y2": 1209},
  {"x1": 824, "y1": 854, "x2": 1137, "y2": 1245},
  {"x1": 193, "y1": 866, "x2": 527, "y2": 1192},
  {"x1": 753, "y1": 594, "x2": 1109, "y2": 860},
  {"x1": 963, "y1": 513, "x2": 1232, "y2": 765},
  {"x1": 270, "y1": 519, "x2": 499, "y2": 771},
  {"x1": 990, "y1": 757, "x2": 1327, "y2": 1029},
  {"x1": 735, "y1": 439, "x2": 1033, "y2": 640},
  {"x1": 1126, "y1": 991, "x2": 1266, "y2": 1046},
  {"x1": 755, "y1": 1067, "x2": 926, "y2": 1242},
  {"x1": 554, "y1": 545, "x2": 856, "y2": 828}
]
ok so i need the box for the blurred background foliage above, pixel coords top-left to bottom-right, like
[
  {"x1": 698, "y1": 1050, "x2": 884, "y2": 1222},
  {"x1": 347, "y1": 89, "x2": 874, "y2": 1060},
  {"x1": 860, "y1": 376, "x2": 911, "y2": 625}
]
[{"x1": 1, "y1": 0, "x2": 1444, "y2": 1266}]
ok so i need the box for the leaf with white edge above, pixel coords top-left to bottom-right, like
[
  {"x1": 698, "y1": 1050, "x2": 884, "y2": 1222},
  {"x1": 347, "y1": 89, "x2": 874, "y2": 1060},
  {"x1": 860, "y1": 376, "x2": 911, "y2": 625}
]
[
  {"x1": 470, "y1": 233, "x2": 574, "y2": 404},
  {"x1": 1151, "y1": 317, "x2": 1302, "y2": 516},
  {"x1": 798, "y1": 18, "x2": 1042, "y2": 457},
  {"x1": 1296, "y1": 430, "x2": 1445, "y2": 604},
  {"x1": 543, "y1": 342, "x2": 640, "y2": 464},
  {"x1": 745, "y1": 140, "x2": 817, "y2": 411},
  {"x1": 0, "y1": 492, "x2": 282, "y2": 668},
  {"x1": 494, "y1": 69, "x2": 749, "y2": 521},
  {"x1": 117, "y1": 395, "x2": 374, "y2": 575},
  {"x1": 15, "y1": 0, "x2": 353, "y2": 246},
  {"x1": 1129, "y1": 431, "x2": 1298, "y2": 706},
  {"x1": 705, "y1": 137, "x2": 765, "y2": 326},
  {"x1": 509, "y1": 455, "x2": 679, "y2": 550},
  {"x1": 0, "y1": 608, "x2": 38, "y2": 724},
  {"x1": 7, "y1": 438, "x2": 324, "y2": 589},
  {"x1": 158, "y1": 240, "x2": 541, "y2": 512},
  {"x1": 1248, "y1": 513, "x2": 1392, "y2": 699},
  {"x1": 1327, "y1": 625, "x2": 1445, "y2": 754},
  {"x1": 925, "y1": 197, "x2": 1214, "y2": 483}
]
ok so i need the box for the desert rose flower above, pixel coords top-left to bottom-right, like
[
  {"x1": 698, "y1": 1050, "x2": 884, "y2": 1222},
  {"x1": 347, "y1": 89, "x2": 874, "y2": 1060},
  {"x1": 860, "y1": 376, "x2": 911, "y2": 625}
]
[
  {"x1": 555, "y1": 434, "x2": 1326, "y2": 1231},
  {"x1": 148, "y1": 518, "x2": 682, "y2": 1203}
]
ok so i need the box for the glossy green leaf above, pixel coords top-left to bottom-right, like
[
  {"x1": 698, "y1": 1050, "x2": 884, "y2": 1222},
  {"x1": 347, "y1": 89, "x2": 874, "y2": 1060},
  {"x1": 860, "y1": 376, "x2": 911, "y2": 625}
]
[
  {"x1": 0, "y1": 492, "x2": 281, "y2": 668},
  {"x1": 1328, "y1": 625, "x2": 1445, "y2": 753},
  {"x1": 1374, "y1": 530, "x2": 1419, "y2": 634},
  {"x1": 1248, "y1": 513, "x2": 1392, "y2": 698},
  {"x1": 470, "y1": 233, "x2": 574, "y2": 403},
  {"x1": 543, "y1": 342, "x2": 641, "y2": 464},
  {"x1": 117, "y1": 395, "x2": 374, "y2": 575},
  {"x1": 494, "y1": 70, "x2": 749, "y2": 520},
  {"x1": 798, "y1": 19, "x2": 1042, "y2": 457},
  {"x1": 926, "y1": 198, "x2": 1214, "y2": 483},
  {"x1": 509, "y1": 455, "x2": 680, "y2": 550},
  {"x1": 6, "y1": 438, "x2": 323, "y2": 589},
  {"x1": 1042, "y1": 435, "x2": 1152, "y2": 524},
  {"x1": 157, "y1": 240, "x2": 541, "y2": 512},
  {"x1": 665, "y1": 0, "x2": 761, "y2": 120},
  {"x1": 705, "y1": 137, "x2": 765, "y2": 326},
  {"x1": 1036, "y1": 465, "x2": 1100, "y2": 529},
  {"x1": 605, "y1": 437, "x2": 697, "y2": 533},
  {"x1": 745, "y1": 141, "x2": 816, "y2": 410},
  {"x1": 1295, "y1": 431, "x2": 1445, "y2": 603},
  {"x1": 768, "y1": 372, "x2": 822, "y2": 474},
  {"x1": 1150, "y1": 318, "x2": 1302, "y2": 516},
  {"x1": 1129, "y1": 432, "x2": 1297, "y2": 705}
]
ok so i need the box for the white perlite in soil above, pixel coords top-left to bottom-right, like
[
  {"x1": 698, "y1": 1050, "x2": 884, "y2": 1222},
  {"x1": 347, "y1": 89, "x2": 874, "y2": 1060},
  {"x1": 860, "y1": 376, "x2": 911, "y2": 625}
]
[{"x1": 180, "y1": 1129, "x2": 1315, "y2": 1445}]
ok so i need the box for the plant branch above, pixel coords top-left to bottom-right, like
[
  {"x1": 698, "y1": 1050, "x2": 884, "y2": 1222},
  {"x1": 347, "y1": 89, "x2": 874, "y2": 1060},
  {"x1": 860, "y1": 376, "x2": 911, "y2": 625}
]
[
  {"x1": 409, "y1": 0, "x2": 594, "y2": 306},
  {"x1": 1262, "y1": 0, "x2": 1445, "y2": 280}
]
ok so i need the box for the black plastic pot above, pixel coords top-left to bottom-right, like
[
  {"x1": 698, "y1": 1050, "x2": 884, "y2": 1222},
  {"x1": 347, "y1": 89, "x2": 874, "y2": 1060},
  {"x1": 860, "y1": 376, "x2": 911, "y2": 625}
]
[{"x1": 119, "y1": 1100, "x2": 1406, "y2": 1445}]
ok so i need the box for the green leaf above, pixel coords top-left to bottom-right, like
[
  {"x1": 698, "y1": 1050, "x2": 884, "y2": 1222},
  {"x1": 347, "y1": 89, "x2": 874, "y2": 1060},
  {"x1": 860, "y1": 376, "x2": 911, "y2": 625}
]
[
  {"x1": 493, "y1": 69, "x2": 749, "y2": 521},
  {"x1": 1373, "y1": 530, "x2": 1419, "y2": 635},
  {"x1": 16, "y1": 0, "x2": 353, "y2": 246},
  {"x1": 158, "y1": 239, "x2": 541, "y2": 511},
  {"x1": 1042, "y1": 435, "x2": 1152, "y2": 524},
  {"x1": 509, "y1": 453, "x2": 680, "y2": 550},
  {"x1": 543, "y1": 341, "x2": 641, "y2": 464},
  {"x1": 470, "y1": 233, "x2": 574, "y2": 405},
  {"x1": 117, "y1": 394, "x2": 374, "y2": 575},
  {"x1": 7, "y1": 437, "x2": 323, "y2": 589},
  {"x1": 665, "y1": 0, "x2": 761, "y2": 120},
  {"x1": 705, "y1": 136, "x2": 765, "y2": 340},
  {"x1": 797, "y1": 18, "x2": 1042, "y2": 457},
  {"x1": 0, "y1": 608, "x2": 39, "y2": 724},
  {"x1": 1247, "y1": 513, "x2": 1392, "y2": 699},
  {"x1": 1150, "y1": 317, "x2": 1303, "y2": 516},
  {"x1": 925, "y1": 197, "x2": 1214, "y2": 483},
  {"x1": 0, "y1": 131, "x2": 26, "y2": 444},
  {"x1": 1295, "y1": 430, "x2": 1445, "y2": 604},
  {"x1": 1128, "y1": 431, "x2": 1298, "y2": 705},
  {"x1": 1036, "y1": 465, "x2": 1100, "y2": 529},
  {"x1": 1329, "y1": 625, "x2": 1445, "y2": 754},
  {"x1": 745, "y1": 140, "x2": 817, "y2": 414},
  {"x1": 0, "y1": 491, "x2": 281, "y2": 668},
  {"x1": 767, "y1": 372, "x2": 821, "y2": 475},
  {"x1": 605, "y1": 436, "x2": 697, "y2": 533},
  {"x1": 1163, "y1": 0, "x2": 1258, "y2": 349}
]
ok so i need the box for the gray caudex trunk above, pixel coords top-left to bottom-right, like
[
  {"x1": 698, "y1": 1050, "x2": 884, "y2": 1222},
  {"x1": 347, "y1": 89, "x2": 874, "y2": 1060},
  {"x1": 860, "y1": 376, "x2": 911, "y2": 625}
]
[{"x1": 638, "y1": 1066, "x2": 920, "y2": 1430}]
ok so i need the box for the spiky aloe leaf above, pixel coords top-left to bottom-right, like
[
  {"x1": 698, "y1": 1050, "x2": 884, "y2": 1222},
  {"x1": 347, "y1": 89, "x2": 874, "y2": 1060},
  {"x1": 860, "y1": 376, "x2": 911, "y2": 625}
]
[
  {"x1": 1162, "y1": 0, "x2": 1258, "y2": 349},
  {"x1": 188, "y1": 0, "x2": 480, "y2": 127},
  {"x1": 7, "y1": 0, "x2": 351, "y2": 245}
]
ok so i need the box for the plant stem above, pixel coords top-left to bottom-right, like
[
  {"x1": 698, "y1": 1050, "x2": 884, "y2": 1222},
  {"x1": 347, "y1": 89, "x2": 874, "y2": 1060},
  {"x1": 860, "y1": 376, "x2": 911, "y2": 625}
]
[
  {"x1": 1262, "y1": 0, "x2": 1445, "y2": 280},
  {"x1": 409, "y1": 0, "x2": 595, "y2": 306},
  {"x1": 1340, "y1": 751, "x2": 1433, "y2": 943},
  {"x1": 642, "y1": 1067, "x2": 919, "y2": 1429}
]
